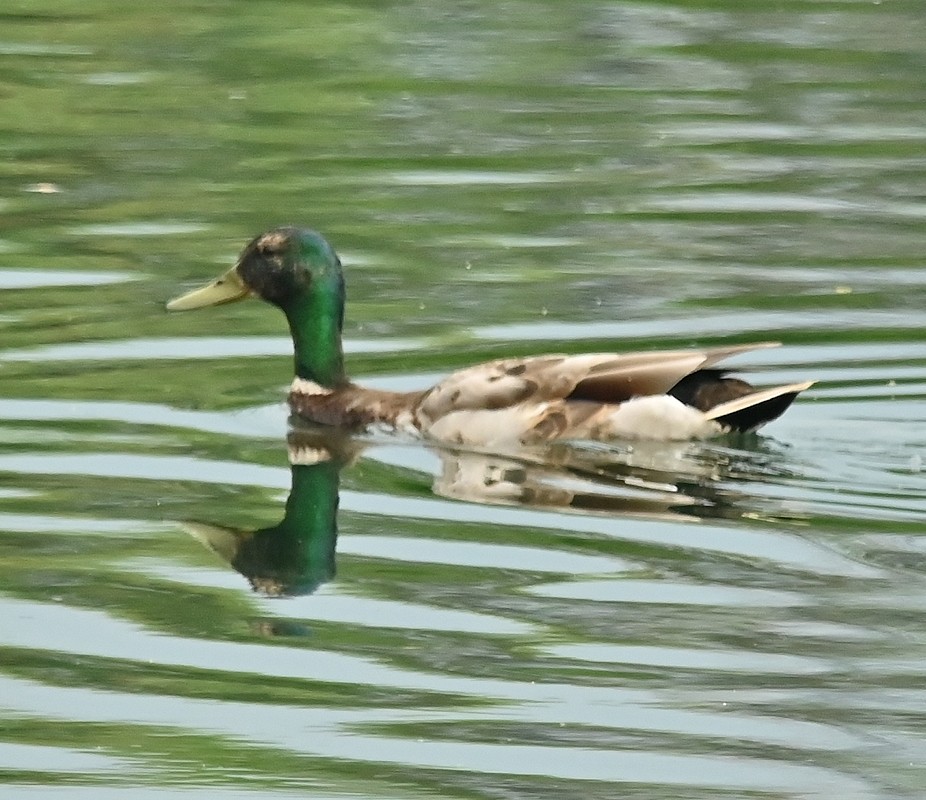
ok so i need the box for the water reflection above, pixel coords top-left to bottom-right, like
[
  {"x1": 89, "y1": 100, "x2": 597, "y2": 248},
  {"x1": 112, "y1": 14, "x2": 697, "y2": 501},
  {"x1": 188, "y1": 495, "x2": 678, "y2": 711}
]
[
  {"x1": 181, "y1": 426, "x2": 812, "y2": 596},
  {"x1": 182, "y1": 429, "x2": 357, "y2": 596}
]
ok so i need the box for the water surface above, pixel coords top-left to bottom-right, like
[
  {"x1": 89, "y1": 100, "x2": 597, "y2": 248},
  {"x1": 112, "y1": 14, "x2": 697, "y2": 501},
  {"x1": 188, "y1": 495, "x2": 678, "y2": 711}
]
[{"x1": 1, "y1": 2, "x2": 925, "y2": 799}]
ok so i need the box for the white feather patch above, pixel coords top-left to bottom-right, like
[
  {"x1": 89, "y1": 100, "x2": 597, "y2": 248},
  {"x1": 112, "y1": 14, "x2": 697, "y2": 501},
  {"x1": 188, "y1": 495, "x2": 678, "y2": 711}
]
[
  {"x1": 604, "y1": 396, "x2": 721, "y2": 441},
  {"x1": 426, "y1": 404, "x2": 552, "y2": 447},
  {"x1": 290, "y1": 377, "x2": 332, "y2": 396},
  {"x1": 288, "y1": 445, "x2": 331, "y2": 465}
]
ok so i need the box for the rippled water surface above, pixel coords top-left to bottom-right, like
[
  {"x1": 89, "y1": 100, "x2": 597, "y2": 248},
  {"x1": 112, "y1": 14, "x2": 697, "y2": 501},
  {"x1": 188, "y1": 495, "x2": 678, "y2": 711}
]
[{"x1": 2, "y1": 2, "x2": 926, "y2": 798}]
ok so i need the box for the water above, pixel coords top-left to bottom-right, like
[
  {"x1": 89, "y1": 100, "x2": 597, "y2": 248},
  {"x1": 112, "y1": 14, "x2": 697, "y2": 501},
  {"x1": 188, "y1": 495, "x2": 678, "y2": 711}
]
[{"x1": 2, "y1": 2, "x2": 925, "y2": 798}]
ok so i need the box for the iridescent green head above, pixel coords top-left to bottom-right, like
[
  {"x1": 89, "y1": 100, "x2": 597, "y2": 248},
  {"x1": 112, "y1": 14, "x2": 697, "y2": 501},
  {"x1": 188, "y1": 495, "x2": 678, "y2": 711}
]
[
  {"x1": 168, "y1": 227, "x2": 348, "y2": 387},
  {"x1": 168, "y1": 227, "x2": 343, "y2": 312}
]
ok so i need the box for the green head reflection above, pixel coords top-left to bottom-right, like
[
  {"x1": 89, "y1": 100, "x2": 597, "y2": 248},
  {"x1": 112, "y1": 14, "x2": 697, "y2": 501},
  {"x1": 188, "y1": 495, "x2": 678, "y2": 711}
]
[{"x1": 184, "y1": 429, "x2": 353, "y2": 596}]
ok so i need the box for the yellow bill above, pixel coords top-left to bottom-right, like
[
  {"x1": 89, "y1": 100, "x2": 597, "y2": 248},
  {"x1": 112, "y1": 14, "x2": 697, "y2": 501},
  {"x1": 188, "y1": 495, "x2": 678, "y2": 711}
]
[{"x1": 166, "y1": 266, "x2": 250, "y2": 311}]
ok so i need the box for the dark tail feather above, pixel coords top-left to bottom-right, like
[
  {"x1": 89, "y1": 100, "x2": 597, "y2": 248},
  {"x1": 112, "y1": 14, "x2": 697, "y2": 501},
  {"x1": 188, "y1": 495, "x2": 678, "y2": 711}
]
[{"x1": 704, "y1": 381, "x2": 814, "y2": 432}]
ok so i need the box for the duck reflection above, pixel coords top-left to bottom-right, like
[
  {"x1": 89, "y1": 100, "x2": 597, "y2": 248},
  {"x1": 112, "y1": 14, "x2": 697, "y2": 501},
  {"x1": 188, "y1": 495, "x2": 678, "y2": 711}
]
[
  {"x1": 184, "y1": 429, "x2": 355, "y2": 596},
  {"x1": 182, "y1": 428, "x2": 801, "y2": 596}
]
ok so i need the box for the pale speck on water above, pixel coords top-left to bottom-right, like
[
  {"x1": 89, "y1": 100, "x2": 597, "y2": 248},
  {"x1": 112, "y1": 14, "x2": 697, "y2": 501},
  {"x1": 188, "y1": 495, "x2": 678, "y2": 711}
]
[{"x1": 1, "y1": 2, "x2": 926, "y2": 800}]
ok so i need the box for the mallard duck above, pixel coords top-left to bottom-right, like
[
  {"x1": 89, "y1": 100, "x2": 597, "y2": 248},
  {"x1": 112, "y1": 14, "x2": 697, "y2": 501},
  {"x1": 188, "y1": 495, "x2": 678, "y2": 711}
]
[{"x1": 167, "y1": 227, "x2": 812, "y2": 446}]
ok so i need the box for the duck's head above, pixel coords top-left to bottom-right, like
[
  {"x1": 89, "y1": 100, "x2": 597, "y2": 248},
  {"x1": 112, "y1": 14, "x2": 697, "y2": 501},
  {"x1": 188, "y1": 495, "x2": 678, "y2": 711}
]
[
  {"x1": 167, "y1": 227, "x2": 343, "y2": 313},
  {"x1": 168, "y1": 227, "x2": 347, "y2": 386}
]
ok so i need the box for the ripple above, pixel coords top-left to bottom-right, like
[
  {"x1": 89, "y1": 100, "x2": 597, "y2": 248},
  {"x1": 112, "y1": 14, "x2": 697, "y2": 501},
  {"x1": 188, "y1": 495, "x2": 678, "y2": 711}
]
[
  {"x1": 388, "y1": 170, "x2": 562, "y2": 186},
  {"x1": 663, "y1": 121, "x2": 926, "y2": 144},
  {"x1": 0, "y1": 672, "x2": 870, "y2": 792},
  {"x1": 3, "y1": 791, "x2": 319, "y2": 800},
  {"x1": 547, "y1": 642, "x2": 828, "y2": 675},
  {"x1": 0, "y1": 43, "x2": 92, "y2": 56},
  {"x1": 530, "y1": 578, "x2": 804, "y2": 607},
  {"x1": 0, "y1": 398, "x2": 286, "y2": 439},
  {"x1": 133, "y1": 563, "x2": 534, "y2": 635},
  {"x1": 0, "y1": 513, "x2": 160, "y2": 535},
  {"x1": 0, "y1": 453, "x2": 289, "y2": 488},
  {"x1": 447, "y1": 234, "x2": 579, "y2": 248},
  {"x1": 640, "y1": 192, "x2": 926, "y2": 219},
  {"x1": 0, "y1": 335, "x2": 422, "y2": 362},
  {"x1": 473, "y1": 311, "x2": 926, "y2": 341},
  {"x1": 71, "y1": 222, "x2": 207, "y2": 236},
  {"x1": 338, "y1": 534, "x2": 624, "y2": 574},
  {"x1": 0, "y1": 743, "x2": 130, "y2": 774},
  {"x1": 83, "y1": 72, "x2": 153, "y2": 86},
  {"x1": 0, "y1": 269, "x2": 137, "y2": 289}
]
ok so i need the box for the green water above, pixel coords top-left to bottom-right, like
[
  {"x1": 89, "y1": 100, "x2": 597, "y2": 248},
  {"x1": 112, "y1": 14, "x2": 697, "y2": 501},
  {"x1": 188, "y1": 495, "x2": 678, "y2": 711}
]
[{"x1": 2, "y1": 2, "x2": 925, "y2": 798}]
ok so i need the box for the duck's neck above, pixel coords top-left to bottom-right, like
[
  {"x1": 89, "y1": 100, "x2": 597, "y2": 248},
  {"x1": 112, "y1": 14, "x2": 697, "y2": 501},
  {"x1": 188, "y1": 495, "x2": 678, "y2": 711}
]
[{"x1": 284, "y1": 280, "x2": 346, "y2": 388}]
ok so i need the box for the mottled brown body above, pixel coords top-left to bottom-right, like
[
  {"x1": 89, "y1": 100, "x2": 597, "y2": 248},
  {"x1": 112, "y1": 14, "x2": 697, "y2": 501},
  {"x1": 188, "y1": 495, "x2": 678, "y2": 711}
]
[{"x1": 286, "y1": 344, "x2": 812, "y2": 446}]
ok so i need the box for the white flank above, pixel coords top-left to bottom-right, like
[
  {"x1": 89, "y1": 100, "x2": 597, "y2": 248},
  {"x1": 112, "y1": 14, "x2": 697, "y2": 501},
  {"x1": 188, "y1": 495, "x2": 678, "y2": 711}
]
[
  {"x1": 290, "y1": 377, "x2": 332, "y2": 396},
  {"x1": 604, "y1": 396, "x2": 720, "y2": 441}
]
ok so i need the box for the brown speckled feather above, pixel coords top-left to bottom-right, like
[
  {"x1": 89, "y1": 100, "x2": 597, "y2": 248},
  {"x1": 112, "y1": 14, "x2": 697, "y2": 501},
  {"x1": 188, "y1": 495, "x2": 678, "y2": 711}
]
[
  {"x1": 415, "y1": 343, "x2": 777, "y2": 424},
  {"x1": 288, "y1": 385, "x2": 426, "y2": 430}
]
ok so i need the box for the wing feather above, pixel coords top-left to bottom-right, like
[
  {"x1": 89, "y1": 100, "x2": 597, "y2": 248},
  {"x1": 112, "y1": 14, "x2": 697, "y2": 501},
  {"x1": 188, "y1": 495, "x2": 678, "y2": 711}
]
[{"x1": 416, "y1": 343, "x2": 780, "y2": 424}]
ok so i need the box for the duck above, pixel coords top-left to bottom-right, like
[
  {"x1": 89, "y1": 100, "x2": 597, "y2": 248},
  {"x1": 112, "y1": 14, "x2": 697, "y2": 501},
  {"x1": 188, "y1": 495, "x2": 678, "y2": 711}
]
[{"x1": 167, "y1": 227, "x2": 812, "y2": 447}]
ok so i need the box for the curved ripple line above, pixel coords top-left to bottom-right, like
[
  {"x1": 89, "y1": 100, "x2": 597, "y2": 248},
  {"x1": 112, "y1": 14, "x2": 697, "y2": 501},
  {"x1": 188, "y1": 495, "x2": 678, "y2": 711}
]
[
  {"x1": 547, "y1": 642, "x2": 828, "y2": 675},
  {"x1": 0, "y1": 336, "x2": 421, "y2": 362},
  {"x1": 1, "y1": 599, "x2": 862, "y2": 752},
  {"x1": 0, "y1": 399, "x2": 286, "y2": 439},
  {"x1": 0, "y1": 675, "x2": 871, "y2": 792},
  {"x1": 0, "y1": 743, "x2": 130, "y2": 774},
  {"x1": 131, "y1": 561, "x2": 535, "y2": 636},
  {"x1": 640, "y1": 192, "x2": 926, "y2": 219},
  {"x1": 0, "y1": 790, "x2": 322, "y2": 800},
  {"x1": 337, "y1": 534, "x2": 625, "y2": 574},
  {"x1": 530, "y1": 578, "x2": 804, "y2": 608},
  {"x1": 0, "y1": 269, "x2": 137, "y2": 289},
  {"x1": 473, "y1": 310, "x2": 926, "y2": 342}
]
